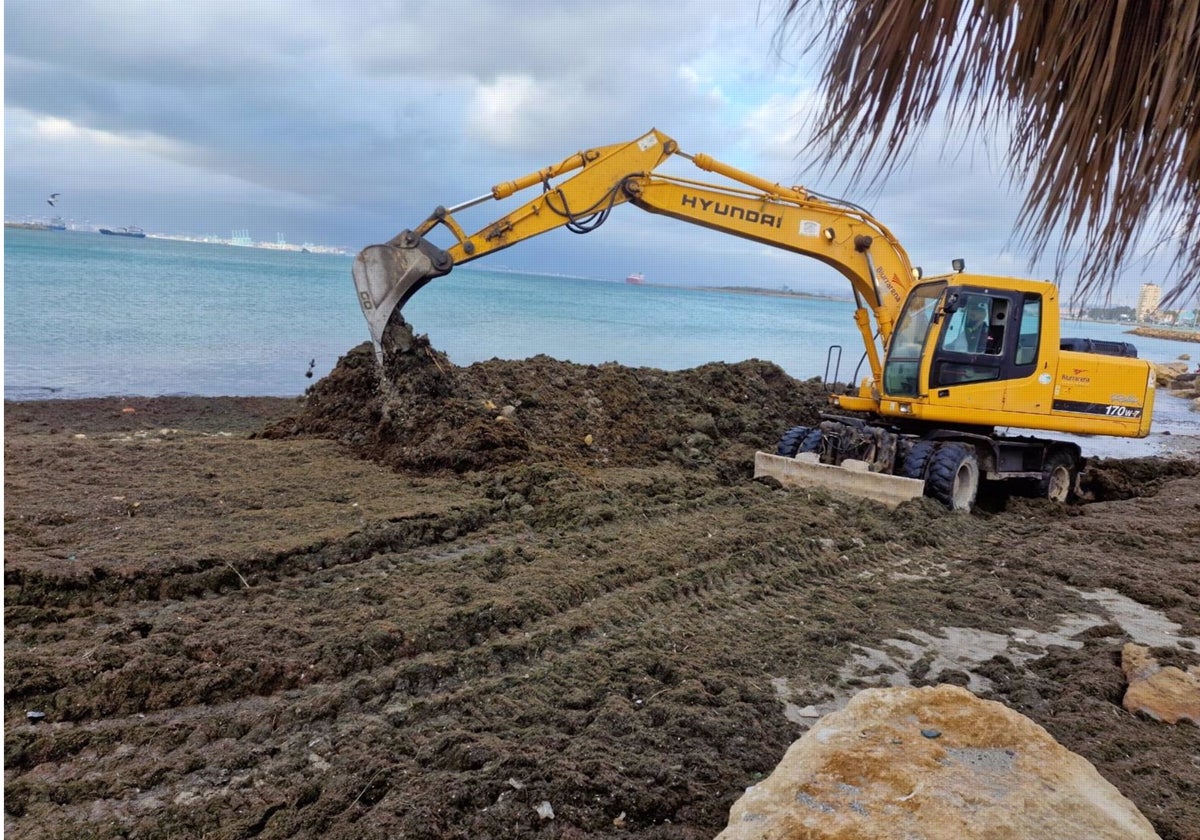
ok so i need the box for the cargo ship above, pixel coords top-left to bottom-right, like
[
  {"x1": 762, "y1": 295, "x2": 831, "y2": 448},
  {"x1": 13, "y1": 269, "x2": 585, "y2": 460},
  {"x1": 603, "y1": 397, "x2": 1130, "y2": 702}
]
[
  {"x1": 99, "y1": 226, "x2": 146, "y2": 238},
  {"x1": 625, "y1": 272, "x2": 645, "y2": 285}
]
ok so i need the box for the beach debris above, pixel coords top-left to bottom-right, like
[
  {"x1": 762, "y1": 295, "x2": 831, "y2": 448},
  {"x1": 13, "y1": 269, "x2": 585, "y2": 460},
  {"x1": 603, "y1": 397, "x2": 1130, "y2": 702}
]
[
  {"x1": 121, "y1": 407, "x2": 137, "y2": 414},
  {"x1": 535, "y1": 801, "x2": 555, "y2": 820},
  {"x1": 26, "y1": 711, "x2": 46, "y2": 724},
  {"x1": 1121, "y1": 643, "x2": 1200, "y2": 725},
  {"x1": 267, "y1": 337, "x2": 831, "y2": 475},
  {"x1": 717, "y1": 685, "x2": 1159, "y2": 839},
  {"x1": 613, "y1": 811, "x2": 627, "y2": 828},
  {"x1": 506, "y1": 777, "x2": 525, "y2": 790}
]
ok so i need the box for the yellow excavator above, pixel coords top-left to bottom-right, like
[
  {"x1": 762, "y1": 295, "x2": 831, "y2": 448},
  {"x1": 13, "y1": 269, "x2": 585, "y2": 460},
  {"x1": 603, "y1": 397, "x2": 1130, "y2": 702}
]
[{"x1": 352, "y1": 129, "x2": 1155, "y2": 511}]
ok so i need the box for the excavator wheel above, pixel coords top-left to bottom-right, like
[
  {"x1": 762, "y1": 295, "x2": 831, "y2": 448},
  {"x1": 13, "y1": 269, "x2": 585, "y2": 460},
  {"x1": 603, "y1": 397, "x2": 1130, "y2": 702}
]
[
  {"x1": 776, "y1": 426, "x2": 812, "y2": 458},
  {"x1": 925, "y1": 442, "x2": 979, "y2": 512},
  {"x1": 1038, "y1": 449, "x2": 1079, "y2": 503},
  {"x1": 899, "y1": 440, "x2": 938, "y2": 481},
  {"x1": 798, "y1": 428, "x2": 825, "y2": 456}
]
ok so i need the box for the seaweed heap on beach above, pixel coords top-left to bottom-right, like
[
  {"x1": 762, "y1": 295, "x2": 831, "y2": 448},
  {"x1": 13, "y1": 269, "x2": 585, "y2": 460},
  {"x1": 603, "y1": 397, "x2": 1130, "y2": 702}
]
[
  {"x1": 263, "y1": 317, "x2": 830, "y2": 475},
  {"x1": 1078, "y1": 454, "x2": 1200, "y2": 500}
]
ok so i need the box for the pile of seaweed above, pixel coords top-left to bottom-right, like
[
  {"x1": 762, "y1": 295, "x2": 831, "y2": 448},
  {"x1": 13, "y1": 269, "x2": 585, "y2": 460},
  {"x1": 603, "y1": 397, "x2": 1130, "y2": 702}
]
[{"x1": 262, "y1": 318, "x2": 829, "y2": 475}]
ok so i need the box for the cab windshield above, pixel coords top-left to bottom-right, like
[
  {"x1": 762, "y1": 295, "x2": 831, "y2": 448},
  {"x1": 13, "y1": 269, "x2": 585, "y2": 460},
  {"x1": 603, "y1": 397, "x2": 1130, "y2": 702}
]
[{"x1": 883, "y1": 282, "x2": 944, "y2": 397}]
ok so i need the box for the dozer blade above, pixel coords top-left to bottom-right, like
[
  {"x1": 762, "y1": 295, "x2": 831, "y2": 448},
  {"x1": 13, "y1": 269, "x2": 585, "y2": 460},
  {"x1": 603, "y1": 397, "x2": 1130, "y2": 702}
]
[
  {"x1": 754, "y1": 452, "x2": 925, "y2": 509},
  {"x1": 352, "y1": 233, "x2": 453, "y2": 361}
]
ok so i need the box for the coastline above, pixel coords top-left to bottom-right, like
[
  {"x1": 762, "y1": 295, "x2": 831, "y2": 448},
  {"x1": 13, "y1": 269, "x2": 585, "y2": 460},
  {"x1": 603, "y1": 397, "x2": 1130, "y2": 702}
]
[
  {"x1": 6, "y1": 386, "x2": 1196, "y2": 459},
  {"x1": 696, "y1": 284, "x2": 850, "y2": 302},
  {"x1": 1127, "y1": 324, "x2": 1200, "y2": 344},
  {"x1": 596, "y1": 278, "x2": 851, "y2": 302}
]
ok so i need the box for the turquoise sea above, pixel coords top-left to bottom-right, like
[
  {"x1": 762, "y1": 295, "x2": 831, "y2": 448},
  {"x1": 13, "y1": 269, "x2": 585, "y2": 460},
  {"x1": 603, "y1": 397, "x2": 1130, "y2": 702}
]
[{"x1": 5, "y1": 227, "x2": 1199, "y2": 453}]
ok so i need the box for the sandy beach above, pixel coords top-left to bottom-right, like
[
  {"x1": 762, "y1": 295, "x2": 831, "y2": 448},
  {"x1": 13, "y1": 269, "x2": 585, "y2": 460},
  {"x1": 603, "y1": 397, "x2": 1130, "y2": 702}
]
[{"x1": 5, "y1": 344, "x2": 1200, "y2": 838}]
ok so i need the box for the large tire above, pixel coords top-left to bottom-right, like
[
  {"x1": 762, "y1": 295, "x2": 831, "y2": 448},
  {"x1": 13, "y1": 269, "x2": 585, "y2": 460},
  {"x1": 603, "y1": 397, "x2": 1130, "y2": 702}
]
[
  {"x1": 798, "y1": 427, "x2": 825, "y2": 455},
  {"x1": 1038, "y1": 448, "x2": 1079, "y2": 502},
  {"x1": 925, "y1": 442, "x2": 979, "y2": 512},
  {"x1": 776, "y1": 426, "x2": 811, "y2": 458},
  {"x1": 900, "y1": 440, "x2": 938, "y2": 480}
]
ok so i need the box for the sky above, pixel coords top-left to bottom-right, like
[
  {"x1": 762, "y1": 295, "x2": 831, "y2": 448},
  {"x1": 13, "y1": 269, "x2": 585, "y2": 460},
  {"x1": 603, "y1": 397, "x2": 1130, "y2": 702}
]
[{"x1": 3, "y1": 0, "x2": 1183, "y2": 305}]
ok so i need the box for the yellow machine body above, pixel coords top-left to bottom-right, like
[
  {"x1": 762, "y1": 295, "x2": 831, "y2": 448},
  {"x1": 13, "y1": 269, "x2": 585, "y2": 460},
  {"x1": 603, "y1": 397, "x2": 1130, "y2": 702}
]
[{"x1": 352, "y1": 129, "x2": 1156, "y2": 509}]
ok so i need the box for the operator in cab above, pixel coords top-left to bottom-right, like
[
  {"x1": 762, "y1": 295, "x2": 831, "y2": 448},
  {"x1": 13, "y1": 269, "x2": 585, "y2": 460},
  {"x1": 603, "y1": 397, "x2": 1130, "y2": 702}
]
[{"x1": 950, "y1": 301, "x2": 994, "y2": 354}]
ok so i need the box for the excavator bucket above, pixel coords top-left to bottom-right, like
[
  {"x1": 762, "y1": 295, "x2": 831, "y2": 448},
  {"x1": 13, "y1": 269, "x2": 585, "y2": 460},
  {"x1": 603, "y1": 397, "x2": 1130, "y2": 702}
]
[{"x1": 352, "y1": 234, "x2": 453, "y2": 361}]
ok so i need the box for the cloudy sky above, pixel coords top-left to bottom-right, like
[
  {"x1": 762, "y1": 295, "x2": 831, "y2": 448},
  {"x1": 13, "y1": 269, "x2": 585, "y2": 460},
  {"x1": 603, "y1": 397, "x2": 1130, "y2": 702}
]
[{"x1": 4, "y1": 1, "x2": 1172, "y2": 303}]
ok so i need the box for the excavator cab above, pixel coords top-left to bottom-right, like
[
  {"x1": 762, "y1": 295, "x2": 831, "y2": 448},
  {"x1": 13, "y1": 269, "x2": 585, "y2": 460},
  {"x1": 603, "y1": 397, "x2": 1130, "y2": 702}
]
[{"x1": 884, "y1": 283, "x2": 1029, "y2": 394}]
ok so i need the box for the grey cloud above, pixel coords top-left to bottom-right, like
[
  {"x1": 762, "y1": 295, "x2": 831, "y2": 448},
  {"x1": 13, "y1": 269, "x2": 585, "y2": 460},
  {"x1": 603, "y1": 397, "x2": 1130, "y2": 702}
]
[
  {"x1": 7, "y1": 0, "x2": 763, "y2": 226},
  {"x1": 7, "y1": 1, "x2": 1165, "y2": 302}
]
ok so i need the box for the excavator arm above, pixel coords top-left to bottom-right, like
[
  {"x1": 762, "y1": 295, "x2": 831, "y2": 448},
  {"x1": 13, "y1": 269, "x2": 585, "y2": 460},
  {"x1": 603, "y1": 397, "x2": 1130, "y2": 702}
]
[
  {"x1": 353, "y1": 130, "x2": 675, "y2": 355},
  {"x1": 353, "y1": 129, "x2": 918, "y2": 393}
]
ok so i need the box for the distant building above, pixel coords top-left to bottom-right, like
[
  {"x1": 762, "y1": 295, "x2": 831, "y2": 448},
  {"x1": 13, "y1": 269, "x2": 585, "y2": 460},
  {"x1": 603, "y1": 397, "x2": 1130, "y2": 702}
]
[{"x1": 1137, "y1": 283, "x2": 1161, "y2": 321}]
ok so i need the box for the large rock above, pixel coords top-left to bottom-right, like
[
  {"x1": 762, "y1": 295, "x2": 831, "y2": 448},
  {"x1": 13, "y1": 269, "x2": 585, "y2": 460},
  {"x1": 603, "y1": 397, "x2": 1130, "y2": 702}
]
[
  {"x1": 718, "y1": 685, "x2": 1159, "y2": 840},
  {"x1": 1122, "y1": 643, "x2": 1200, "y2": 725},
  {"x1": 1151, "y1": 360, "x2": 1190, "y2": 387}
]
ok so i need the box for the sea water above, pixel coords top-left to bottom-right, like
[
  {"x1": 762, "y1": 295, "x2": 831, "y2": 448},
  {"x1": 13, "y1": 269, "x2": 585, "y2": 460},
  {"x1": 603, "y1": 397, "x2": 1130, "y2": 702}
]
[
  {"x1": 5, "y1": 227, "x2": 1198, "y2": 453},
  {"x1": 0, "y1": 228, "x2": 883, "y2": 397}
]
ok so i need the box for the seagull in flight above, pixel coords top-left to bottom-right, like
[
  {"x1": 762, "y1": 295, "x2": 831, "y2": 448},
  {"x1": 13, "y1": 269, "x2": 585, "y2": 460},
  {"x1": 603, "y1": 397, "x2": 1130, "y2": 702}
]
[{"x1": 47, "y1": 192, "x2": 61, "y2": 206}]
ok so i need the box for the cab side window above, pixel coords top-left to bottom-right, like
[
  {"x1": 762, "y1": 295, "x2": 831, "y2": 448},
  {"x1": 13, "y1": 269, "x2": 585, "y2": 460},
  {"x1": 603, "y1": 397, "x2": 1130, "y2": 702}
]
[{"x1": 1016, "y1": 295, "x2": 1041, "y2": 366}]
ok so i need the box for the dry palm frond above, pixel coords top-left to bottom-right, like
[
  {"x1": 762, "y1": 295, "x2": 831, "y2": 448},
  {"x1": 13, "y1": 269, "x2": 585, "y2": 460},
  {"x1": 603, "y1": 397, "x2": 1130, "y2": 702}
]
[{"x1": 779, "y1": 0, "x2": 1200, "y2": 305}]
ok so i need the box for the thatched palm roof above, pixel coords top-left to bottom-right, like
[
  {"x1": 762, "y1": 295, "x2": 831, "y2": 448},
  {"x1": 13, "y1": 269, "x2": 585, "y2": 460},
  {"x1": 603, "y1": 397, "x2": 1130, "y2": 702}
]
[{"x1": 780, "y1": 0, "x2": 1200, "y2": 305}]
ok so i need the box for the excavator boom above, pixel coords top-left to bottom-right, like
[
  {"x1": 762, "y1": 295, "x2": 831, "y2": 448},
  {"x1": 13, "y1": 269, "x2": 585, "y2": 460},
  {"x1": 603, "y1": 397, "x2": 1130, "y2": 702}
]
[{"x1": 353, "y1": 129, "x2": 915, "y2": 380}]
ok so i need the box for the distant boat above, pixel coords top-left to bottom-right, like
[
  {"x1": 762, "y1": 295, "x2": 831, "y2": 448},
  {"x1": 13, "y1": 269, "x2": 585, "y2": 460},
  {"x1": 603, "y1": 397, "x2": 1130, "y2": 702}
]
[
  {"x1": 48, "y1": 217, "x2": 66, "y2": 231},
  {"x1": 99, "y1": 226, "x2": 146, "y2": 238},
  {"x1": 626, "y1": 272, "x2": 645, "y2": 285}
]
